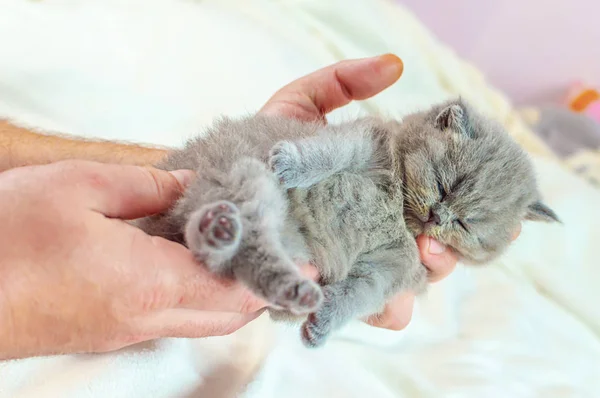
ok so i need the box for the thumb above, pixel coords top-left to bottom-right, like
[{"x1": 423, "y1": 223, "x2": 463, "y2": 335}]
[
  {"x1": 416, "y1": 235, "x2": 457, "y2": 283},
  {"x1": 73, "y1": 161, "x2": 195, "y2": 219}
]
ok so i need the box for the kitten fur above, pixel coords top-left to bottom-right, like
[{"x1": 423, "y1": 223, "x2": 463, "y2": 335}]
[{"x1": 135, "y1": 98, "x2": 559, "y2": 348}]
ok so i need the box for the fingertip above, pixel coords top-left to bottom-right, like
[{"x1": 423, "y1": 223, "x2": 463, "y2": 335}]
[
  {"x1": 299, "y1": 262, "x2": 320, "y2": 281},
  {"x1": 169, "y1": 169, "x2": 195, "y2": 189},
  {"x1": 384, "y1": 293, "x2": 414, "y2": 331},
  {"x1": 365, "y1": 293, "x2": 414, "y2": 331},
  {"x1": 427, "y1": 237, "x2": 447, "y2": 255},
  {"x1": 511, "y1": 223, "x2": 522, "y2": 241},
  {"x1": 416, "y1": 235, "x2": 458, "y2": 283},
  {"x1": 86, "y1": 164, "x2": 194, "y2": 219},
  {"x1": 377, "y1": 53, "x2": 404, "y2": 81},
  {"x1": 384, "y1": 311, "x2": 413, "y2": 331}
]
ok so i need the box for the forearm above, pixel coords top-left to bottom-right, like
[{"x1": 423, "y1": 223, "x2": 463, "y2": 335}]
[{"x1": 0, "y1": 119, "x2": 169, "y2": 172}]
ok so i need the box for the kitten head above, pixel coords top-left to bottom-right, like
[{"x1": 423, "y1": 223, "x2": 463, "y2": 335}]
[{"x1": 396, "y1": 97, "x2": 559, "y2": 264}]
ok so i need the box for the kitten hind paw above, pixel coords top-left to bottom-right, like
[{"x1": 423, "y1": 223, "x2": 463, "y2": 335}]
[
  {"x1": 199, "y1": 202, "x2": 239, "y2": 247},
  {"x1": 185, "y1": 200, "x2": 242, "y2": 271},
  {"x1": 271, "y1": 279, "x2": 324, "y2": 315}
]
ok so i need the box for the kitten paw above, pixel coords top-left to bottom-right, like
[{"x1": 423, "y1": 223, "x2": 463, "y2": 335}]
[
  {"x1": 268, "y1": 141, "x2": 304, "y2": 188},
  {"x1": 185, "y1": 200, "x2": 242, "y2": 271},
  {"x1": 302, "y1": 286, "x2": 336, "y2": 348},
  {"x1": 199, "y1": 201, "x2": 240, "y2": 248},
  {"x1": 271, "y1": 279, "x2": 323, "y2": 315},
  {"x1": 301, "y1": 288, "x2": 336, "y2": 348}
]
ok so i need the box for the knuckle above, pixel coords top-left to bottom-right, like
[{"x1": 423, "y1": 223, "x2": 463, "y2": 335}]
[
  {"x1": 83, "y1": 169, "x2": 112, "y2": 192},
  {"x1": 141, "y1": 167, "x2": 169, "y2": 200}
]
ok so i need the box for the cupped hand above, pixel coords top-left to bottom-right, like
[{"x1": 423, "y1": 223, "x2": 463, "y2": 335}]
[{"x1": 0, "y1": 160, "x2": 317, "y2": 359}]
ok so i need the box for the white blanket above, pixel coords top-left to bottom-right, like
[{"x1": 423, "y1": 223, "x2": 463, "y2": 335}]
[{"x1": 1, "y1": 1, "x2": 599, "y2": 397}]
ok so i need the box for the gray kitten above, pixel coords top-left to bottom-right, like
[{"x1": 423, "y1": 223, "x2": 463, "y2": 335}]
[{"x1": 135, "y1": 98, "x2": 559, "y2": 347}]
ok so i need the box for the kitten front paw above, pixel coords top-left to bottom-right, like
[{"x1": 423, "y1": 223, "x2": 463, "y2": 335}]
[
  {"x1": 185, "y1": 200, "x2": 242, "y2": 272},
  {"x1": 268, "y1": 141, "x2": 305, "y2": 188}
]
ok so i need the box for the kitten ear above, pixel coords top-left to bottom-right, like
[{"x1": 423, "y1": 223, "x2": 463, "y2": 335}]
[
  {"x1": 434, "y1": 102, "x2": 472, "y2": 137},
  {"x1": 524, "y1": 201, "x2": 560, "y2": 223}
]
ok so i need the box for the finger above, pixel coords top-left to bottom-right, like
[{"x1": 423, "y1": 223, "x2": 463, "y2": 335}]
[
  {"x1": 364, "y1": 292, "x2": 414, "y2": 331},
  {"x1": 59, "y1": 160, "x2": 195, "y2": 219},
  {"x1": 140, "y1": 232, "x2": 317, "y2": 313},
  {"x1": 128, "y1": 230, "x2": 320, "y2": 314},
  {"x1": 260, "y1": 54, "x2": 404, "y2": 121},
  {"x1": 176, "y1": 260, "x2": 320, "y2": 313},
  {"x1": 299, "y1": 262, "x2": 320, "y2": 281},
  {"x1": 416, "y1": 235, "x2": 458, "y2": 283},
  {"x1": 141, "y1": 308, "x2": 264, "y2": 339},
  {"x1": 121, "y1": 231, "x2": 266, "y2": 312},
  {"x1": 178, "y1": 273, "x2": 269, "y2": 314},
  {"x1": 512, "y1": 223, "x2": 522, "y2": 241}
]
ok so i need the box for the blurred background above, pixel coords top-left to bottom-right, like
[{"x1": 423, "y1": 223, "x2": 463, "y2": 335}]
[{"x1": 403, "y1": 0, "x2": 600, "y2": 105}]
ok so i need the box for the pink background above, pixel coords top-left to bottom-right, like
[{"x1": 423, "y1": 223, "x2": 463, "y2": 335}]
[{"x1": 401, "y1": 0, "x2": 600, "y2": 105}]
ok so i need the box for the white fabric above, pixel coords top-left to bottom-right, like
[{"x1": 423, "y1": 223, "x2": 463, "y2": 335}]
[{"x1": 0, "y1": 0, "x2": 598, "y2": 397}]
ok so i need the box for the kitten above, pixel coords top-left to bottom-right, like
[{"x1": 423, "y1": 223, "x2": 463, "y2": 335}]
[{"x1": 135, "y1": 98, "x2": 559, "y2": 347}]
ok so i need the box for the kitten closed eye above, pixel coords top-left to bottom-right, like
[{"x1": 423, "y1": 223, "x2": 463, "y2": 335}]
[
  {"x1": 437, "y1": 181, "x2": 447, "y2": 200},
  {"x1": 455, "y1": 219, "x2": 469, "y2": 232}
]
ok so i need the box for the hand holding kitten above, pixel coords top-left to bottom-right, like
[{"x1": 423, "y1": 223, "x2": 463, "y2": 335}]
[{"x1": 0, "y1": 55, "x2": 471, "y2": 359}]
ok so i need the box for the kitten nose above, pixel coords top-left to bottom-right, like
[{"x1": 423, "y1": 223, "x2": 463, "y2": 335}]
[{"x1": 427, "y1": 209, "x2": 441, "y2": 226}]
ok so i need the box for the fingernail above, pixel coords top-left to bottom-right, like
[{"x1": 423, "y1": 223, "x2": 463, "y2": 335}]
[
  {"x1": 428, "y1": 238, "x2": 446, "y2": 254},
  {"x1": 169, "y1": 169, "x2": 195, "y2": 187},
  {"x1": 379, "y1": 53, "x2": 404, "y2": 78}
]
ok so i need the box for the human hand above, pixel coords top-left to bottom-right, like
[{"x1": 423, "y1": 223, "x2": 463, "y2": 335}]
[
  {"x1": 0, "y1": 160, "x2": 316, "y2": 359},
  {"x1": 260, "y1": 53, "x2": 522, "y2": 330}
]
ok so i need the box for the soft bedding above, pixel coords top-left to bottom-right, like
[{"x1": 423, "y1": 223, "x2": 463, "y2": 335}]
[{"x1": 0, "y1": 1, "x2": 598, "y2": 397}]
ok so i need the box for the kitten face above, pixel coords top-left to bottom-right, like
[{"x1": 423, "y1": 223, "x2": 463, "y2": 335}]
[{"x1": 397, "y1": 98, "x2": 559, "y2": 264}]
